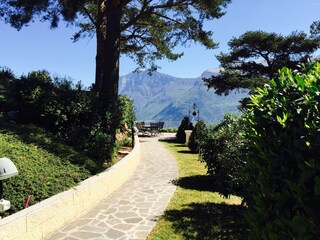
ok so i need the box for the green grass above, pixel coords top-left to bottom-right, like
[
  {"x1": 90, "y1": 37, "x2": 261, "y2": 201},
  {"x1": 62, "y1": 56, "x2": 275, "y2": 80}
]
[
  {"x1": 161, "y1": 127, "x2": 178, "y2": 133},
  {"x1": 0, "y1": 120, "x2": 93, "y2": 216},
  {"x1": 147, "y1": 141, "x2": 248, "y2": 240}
]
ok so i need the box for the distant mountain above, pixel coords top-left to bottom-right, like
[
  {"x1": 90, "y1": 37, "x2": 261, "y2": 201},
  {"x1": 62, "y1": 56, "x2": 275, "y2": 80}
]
[{"x1": 119, "y1": 70, "x2": 248, "y2": 127}]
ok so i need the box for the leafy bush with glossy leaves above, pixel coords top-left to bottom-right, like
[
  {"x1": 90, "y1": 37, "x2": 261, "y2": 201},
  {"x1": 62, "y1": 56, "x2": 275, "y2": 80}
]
[
  {"x1": 176, "y1": 116, "x2": 193, "y2": 143},
  {"x1": 188, "y1": 120, "x2": 208, "y2": 153},
  {"x1": 243, "y1": 62, "x2": 320, "y2": 239},
  {"x1": 117, "y1": 95, "x2": 136, "y2": 130},
  {"x1": 200, "y1": 113, "x2": 246, "y2": 197}
]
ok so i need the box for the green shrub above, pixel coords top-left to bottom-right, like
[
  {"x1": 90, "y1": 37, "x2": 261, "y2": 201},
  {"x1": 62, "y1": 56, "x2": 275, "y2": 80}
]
[
  {"x1": 117, "y1": 95, "x2": 136, "y2": 130},
  {"x1": 243, "y1": 63, "x2": 320, "y2": 239},
  {"x1": 0, "y1": 67, "x2": 15, "y2": 112},
  {"x1": 188, "y1": 120, "x2": 208, "y2": 153},
  {"x1": 161, "y1": 127, "x2": 178, "y2": 133},
  {"x1": 200, "y1": 113, "x2": 246, "y2": 197},
  {"x1": 6, "y1": 70, "x2": 116, "y2": 164},
  {"x1": 176, "y1": 116, "x2": 193, "y2": 143},
  {"x1": 12, "y1": 71, "x2": 94, "y2": 135},
  {"x1": 12, "y1": 70, "x2": 53, "y2": 125},
  {"x1": 0, "y1": 128, "x2": 91, "y2": 215}
]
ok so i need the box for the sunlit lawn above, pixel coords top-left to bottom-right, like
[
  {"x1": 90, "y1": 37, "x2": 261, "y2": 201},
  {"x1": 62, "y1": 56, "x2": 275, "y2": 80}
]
[{"x1": 147, "y1": 141, "x2": 248, "y2": 240}]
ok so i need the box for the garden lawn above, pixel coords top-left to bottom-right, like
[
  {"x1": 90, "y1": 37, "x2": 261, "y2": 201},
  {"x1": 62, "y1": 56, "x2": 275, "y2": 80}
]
[{"x1": 148, "y1": 141, "x2": 248, "y2": 240}]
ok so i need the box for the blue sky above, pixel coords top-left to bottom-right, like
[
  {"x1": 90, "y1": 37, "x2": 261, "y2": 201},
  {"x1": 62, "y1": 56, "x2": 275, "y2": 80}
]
[{"x1": 0, "y1": 0, "x2": 319, "y2": 87}]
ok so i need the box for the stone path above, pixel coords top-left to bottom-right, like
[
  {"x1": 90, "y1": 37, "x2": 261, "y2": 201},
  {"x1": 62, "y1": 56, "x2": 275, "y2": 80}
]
[{"x1": 47, "y1": 133, "x2": 178, "y2": 240}]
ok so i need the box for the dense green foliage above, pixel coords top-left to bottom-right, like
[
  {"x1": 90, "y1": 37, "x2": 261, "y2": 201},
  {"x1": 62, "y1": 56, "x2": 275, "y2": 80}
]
[
  {"x1": 310, "y1": 21, "x2": 320, "y2": 37},
  {"x1": 0, "y1": 68, "x2": 136, "y2": 168},
  {"x1": 0, "y1": 67, "x2": 15, "y2": 111},
  {"x1": 176, "y1": 117, "x2": 193, "y2": 143},
  {"x1": 200, "y1": 114, "x2": 246, "y2": 197},
  {"x1": 188, "y1": 120, "x2": 208, "y2": 153},
  {"x1": 117, "y1": 95, "x2": 136, "y2": 129},
  {"x1": 7, "y1": 70, "x2": 113, "y2": 167},
  {"x1": 0, "y1": 122, "x2": 92, "y2": 215},
  {"x1": 12, "y1": 71, "x2": 92, "y2": 132},
  {"x1": 243, "y1": 63, "x2": 320, "y2": 239},
  {"x1": 204, "y1": 31, "x2": 320, "y2": 95}
]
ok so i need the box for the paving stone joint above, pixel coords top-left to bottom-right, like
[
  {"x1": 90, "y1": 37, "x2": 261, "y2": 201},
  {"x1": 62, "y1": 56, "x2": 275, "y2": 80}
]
[{"x1": 47, "y1": 133, "x2": 178, "y2": 240}]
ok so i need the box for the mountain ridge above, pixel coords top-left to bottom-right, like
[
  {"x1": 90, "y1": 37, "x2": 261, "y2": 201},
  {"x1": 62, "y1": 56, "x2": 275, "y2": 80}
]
[{"x1": 119, "y1": 70, "x2": 247, "y2": 127}]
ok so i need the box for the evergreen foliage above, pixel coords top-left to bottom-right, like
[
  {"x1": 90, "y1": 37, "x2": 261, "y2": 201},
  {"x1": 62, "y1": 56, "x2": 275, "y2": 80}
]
[
  {"x1": 0, "y1": 0, "x2": 231, "y2": 143},
  {"x1": 176, "y1": 116, "x2": 193, "y2": 143},
  {"x1": 200, "y1": 114, "x2": 246, "y2": 197},
  {"x1": 188, "y1": 120, "x2": 208, "y2": 153},
  {"x1": 204, "y1": 31, "x2": 320, "y2": 95},
  {"x1": 0, "y1": 0, "x2": 231, "y2": 70},
  {"x1": 310, "y1": 21, "x2": 320, "y2": 37},
  {"x1": 243, "y1": 62, "x2": 320, "y2": 239},
  {"x1": 0, "y1": 67, "x2": 15, "y2": 111}
]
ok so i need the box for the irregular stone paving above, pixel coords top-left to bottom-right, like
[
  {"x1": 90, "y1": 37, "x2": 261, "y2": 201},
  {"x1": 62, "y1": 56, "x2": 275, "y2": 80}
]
[{"x1": 47, "y1": 133, "x2": 178, "y2": 240}]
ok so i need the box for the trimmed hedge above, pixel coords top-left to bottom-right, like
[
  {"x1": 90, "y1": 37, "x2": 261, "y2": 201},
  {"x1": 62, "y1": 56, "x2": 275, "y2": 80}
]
[
  {"x1": 176, "y1": 116, "x2": 193, "y2": 143},
  {"x1": 188, "y1": 120, "x2": 208, "y2": 153}
]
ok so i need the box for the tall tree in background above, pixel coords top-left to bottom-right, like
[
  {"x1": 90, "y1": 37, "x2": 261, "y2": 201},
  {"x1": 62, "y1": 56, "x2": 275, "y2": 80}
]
[
  {"x1": 0, "y1": 0, "x2": 231, "y2": 140},
  {"x1": 204, "y1": 30, "x2": 320, "y2": 95}
]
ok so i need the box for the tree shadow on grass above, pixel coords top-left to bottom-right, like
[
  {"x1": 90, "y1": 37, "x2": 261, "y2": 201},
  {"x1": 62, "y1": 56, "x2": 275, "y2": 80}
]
[
  {"x1": 158, "y1": 137, "x2": 178, "y2": 143},
  {"x1": 163, "y1": 202, "x2": 249, "y2": 240},
  {"x1": 174, "y1": 144, "x2": 186, "y2": 147},
  {"x1": 173, "y1": 175, "x2": 218, "y2": 192}
]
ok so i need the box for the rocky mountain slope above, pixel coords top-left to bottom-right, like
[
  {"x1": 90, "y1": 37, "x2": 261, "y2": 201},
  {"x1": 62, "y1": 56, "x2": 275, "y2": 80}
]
[{"x1": 119, "y1": 69, "x2": 248, "y2": 127}]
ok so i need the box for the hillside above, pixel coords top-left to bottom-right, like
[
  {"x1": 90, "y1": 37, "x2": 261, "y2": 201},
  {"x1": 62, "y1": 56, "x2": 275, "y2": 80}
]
[
  {"x1": 0, "y1": 121, "x2": 92, "y2": 215},
  {"x1": 119, "y1": 70, "x2": 248, "y2": 126}
]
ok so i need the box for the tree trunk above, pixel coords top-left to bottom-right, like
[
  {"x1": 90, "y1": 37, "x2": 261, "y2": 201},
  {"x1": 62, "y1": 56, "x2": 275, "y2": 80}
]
[
  {"x1": 94, "y1": 0, "x2": 105, "y2": 91},
  {"x1": 99, "y1": 0, "x2": 122, "y2": 142}
]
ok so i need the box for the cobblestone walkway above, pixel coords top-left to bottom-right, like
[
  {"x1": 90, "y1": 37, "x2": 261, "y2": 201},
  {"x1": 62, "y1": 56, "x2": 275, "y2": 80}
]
[{"x1": 47, "y1": 133, "x2": 178, "y2": 240}]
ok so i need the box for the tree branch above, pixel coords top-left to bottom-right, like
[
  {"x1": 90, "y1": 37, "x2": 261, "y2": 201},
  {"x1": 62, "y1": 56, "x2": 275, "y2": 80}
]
[
  {"x1": 78, "y1": 4, "x2": 96, "y2": 27},
  {"x1": 121, "y1": 0, "x2": 191, "y2": 31},
  {"x1": 152, "y1": 11, "x2": 182, "y2": 25}
]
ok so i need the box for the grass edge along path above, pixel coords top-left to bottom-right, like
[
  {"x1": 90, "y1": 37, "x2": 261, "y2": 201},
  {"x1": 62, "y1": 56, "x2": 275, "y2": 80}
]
[{"x1": 147, "y1": 141, "x2": 248, "y2": 240}]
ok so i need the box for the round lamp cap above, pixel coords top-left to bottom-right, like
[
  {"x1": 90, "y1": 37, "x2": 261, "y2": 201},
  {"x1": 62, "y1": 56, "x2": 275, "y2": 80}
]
[{"x1": 0, "y1": 158, "x2": 19, "y2": 180}]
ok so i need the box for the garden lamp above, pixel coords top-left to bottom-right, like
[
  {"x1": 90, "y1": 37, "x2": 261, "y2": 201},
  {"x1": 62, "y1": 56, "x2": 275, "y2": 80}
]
[{"x1": 0, "y1": 158, "x2": 19, "y2": 213}]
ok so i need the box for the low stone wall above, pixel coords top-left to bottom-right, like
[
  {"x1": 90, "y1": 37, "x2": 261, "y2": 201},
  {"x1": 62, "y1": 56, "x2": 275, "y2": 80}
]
[{"x1": 0, "y1": 136, "x2": 141, "y2": 240}]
